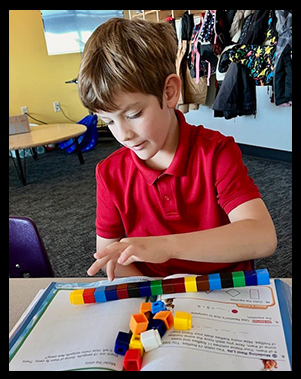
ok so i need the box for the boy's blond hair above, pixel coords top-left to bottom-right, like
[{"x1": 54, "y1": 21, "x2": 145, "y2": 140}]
[{"x1": 78, "y1": 17, "x2": 178, "y2": 112}]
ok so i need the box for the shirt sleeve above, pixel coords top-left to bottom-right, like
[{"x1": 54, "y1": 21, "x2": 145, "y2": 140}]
[
  {"x1": 214, "y1": 136, "x2": 261, "y2": 214},
  {"x1": 95, "y1": 162, "x2": 125, "y2": 238}
]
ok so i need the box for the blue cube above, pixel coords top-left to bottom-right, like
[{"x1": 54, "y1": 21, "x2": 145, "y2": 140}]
[
  {"x1": 208, "y1": 273, "x2": 222, "y2": 290},
  {"x1": 256, "y1": 269, "x2": 270, "y2": 285},
  {"x1": 245, "y1": 270, "x2": 258, "y2": 286},
  {"x1": 105, "y1": 285, "x2": 118, "y2": 301},
  {"x1": 151, "y1": 300, "x2": 167, "y2": 315},
  {"x1": 114, "y1": 331, "x2": 131, "y2": 355},
  {"x1": 147, "y1": 319, "x2": 167, "y2": 338},
  {"x1": 94, "y1": 286, "x2": 106, "y2": 302},
  {"x1": 139, "y1": 281, "x2": 152, "y2": 297}
]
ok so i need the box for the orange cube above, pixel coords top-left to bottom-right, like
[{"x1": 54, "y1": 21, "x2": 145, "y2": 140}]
[
  {"x1": 129, "y1": 313, "x2": 149, "y2": 334},
  {"x1": 139, "y1": 302, "x2": 152, "y2": 314},
  {"x1": 153, "y1": 310, "x2": 174, "y2": 330}
]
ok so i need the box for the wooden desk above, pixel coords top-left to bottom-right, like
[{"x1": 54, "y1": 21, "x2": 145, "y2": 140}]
[{"x1": 9, "y1": 123, "x2": 87, "y2": 184}]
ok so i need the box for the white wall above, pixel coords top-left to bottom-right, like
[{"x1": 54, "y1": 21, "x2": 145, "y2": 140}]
[{"x1": 184, "y1": 84, "x2": 292, "y2": 152}]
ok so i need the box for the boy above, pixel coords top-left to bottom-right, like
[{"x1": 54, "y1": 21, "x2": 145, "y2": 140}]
[{"x1": 78, "y1": 18, "x2": 277, "y2": 281}]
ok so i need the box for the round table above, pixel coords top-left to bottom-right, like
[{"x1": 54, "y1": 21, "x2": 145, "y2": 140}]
[{"x1": 9, "y1": 123, "x2": 87, "y2": 184}]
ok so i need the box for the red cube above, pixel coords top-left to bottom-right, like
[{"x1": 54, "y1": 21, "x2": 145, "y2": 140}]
[
  {"x1": 123, "y1": 349, "x2": 142, "y2": 371},
  {"x1": 83, "y1": 288, "x2": 96, "y2": 303}
]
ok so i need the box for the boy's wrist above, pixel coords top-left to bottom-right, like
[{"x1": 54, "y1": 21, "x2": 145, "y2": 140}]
[{"x1": 166, "y1": 233, "x2": 185, "y2": 260}]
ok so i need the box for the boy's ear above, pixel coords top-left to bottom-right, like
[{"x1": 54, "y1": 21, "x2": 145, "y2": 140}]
[{"x1": 164, "y1": 74, "x2": 181, "y2": 109}]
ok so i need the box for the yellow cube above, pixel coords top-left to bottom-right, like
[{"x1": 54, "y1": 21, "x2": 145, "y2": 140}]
[
  {"x1": 174, "y1": 311, "x2": 192, "y2": 330},
  {"x1": 184, "y1": 276, "x2": 197, "y2": 292},
  {"x1": 70, "y1": 289, "x2": 85, "y2": 304},
  {"x1": 129, "y1": 334, "x2": 144, "y2": 356}
]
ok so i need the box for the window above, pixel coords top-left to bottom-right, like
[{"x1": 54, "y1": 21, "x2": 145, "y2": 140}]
[{"x1": 40, "y1": 10, "x2": 124, "y2": 55}]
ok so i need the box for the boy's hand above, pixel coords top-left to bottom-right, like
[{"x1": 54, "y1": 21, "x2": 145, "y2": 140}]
[{"x1": 90, "y1": 236, "x2": 172, "y2": 280}]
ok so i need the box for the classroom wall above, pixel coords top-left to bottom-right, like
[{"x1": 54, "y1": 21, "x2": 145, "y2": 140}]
[
  {"x1": 9, "y1": 10, "x2": 292, "y2": 152},
  {"x1": 9, "y1": 10, "x2": 87, "y2": 124},
  {"x1": 185, "y1": 83, "x2": 292, "y2": 152}
]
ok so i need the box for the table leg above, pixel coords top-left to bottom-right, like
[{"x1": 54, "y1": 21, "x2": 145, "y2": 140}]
[
  {"x1": 14, "y1": 150, "x2": 27, "y2": 185},
  {"x1": 74, "y1": 137, "x2": 85, "y2": 164}
]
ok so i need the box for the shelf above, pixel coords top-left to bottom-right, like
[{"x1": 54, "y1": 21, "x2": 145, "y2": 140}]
[{"x1": 126, "y1": 10, "x2": 206, "y2": 22}]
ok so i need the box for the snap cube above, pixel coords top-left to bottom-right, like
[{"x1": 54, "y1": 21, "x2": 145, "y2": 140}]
[
  {"x1": 129, "y1": 334, "x2": 144, "y2": 356},
  {"x1": 139, "y1": 302, "x2": 152, "y2": 314},
  {"x1": 172, "y1": 277, "x2": 186, "y2": 293},
  {"x1": 231, "y1": 271, "x2": 246, "y2": 287},
  {"x1": 256, "y1": 268, "x2": 270, "y2": 285},
  {"x1": 147, "y1": 319, "x2": 167, "y2": 338},
  {"x1": 174, "y1": 311, "x2": 192, "y2": 330},
  {"x1": 70, "y1": 289, "x2": 85, "y2": 305},
  {"x1": 127, "y1": 282, "x2": 140, "y2": 298},
  {"x1": 153, "y1": 310, "x2": 174, "y2": 330},
  {"x1": 138, "y1": 281, "x2": 152, "y2": 297},
  {"x1": 184, "y1": 276, "x2": 198, "y2": 292},
  {"x1": 105, "y1": 285, "x2": 118, "y2": 301},
  {"x1": 244, "y1": 270, "x2": 258, "y2": 286},
  {"x1": 151, "y1": 300, "x2": 166, "y2": 314},
  {"x1": 196, "y1": 275, "x2": 210, "y2": 291},
  {"x1": 116, "y1": 284, "x2": 129, "y2": 299},
  {"x1": 208, "y1": 273, "x2": 222, "y2": 290},
  {"x1": 83, "y1": 288, "x2": 96, "y2": 303},
  {"x1": 123, "y1": 349, "x2": 142, "y2": 371},
  {"x1": 129, "y1": 313, "x2": 149, "y2": 334},
  {"x1": 140, "y1": 329, "x2": 162, "y2": 352},
  {"x1": 94, "y1": 286, "x2": 107, "y2": 302},
  {"x1": 220, "y1": 272, "x2": 234, "y2": 289},
  {"x1": 114, "y1": 331, "x2": 131, "y2": 355},
  {"x1": 150, "y1": 280, "x2": 163, "y2": 296},
  {"x1": 161, "y1": 278, "x2": 175, "y2": 294}
]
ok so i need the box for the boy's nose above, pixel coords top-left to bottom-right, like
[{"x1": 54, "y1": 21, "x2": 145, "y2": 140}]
[{"x1": 117, "y1": 124, "x2": 135, "y2": 143}]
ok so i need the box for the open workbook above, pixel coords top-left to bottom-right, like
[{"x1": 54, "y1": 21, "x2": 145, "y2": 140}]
[{"x1": 9, "y1": 275, "x2": 292, "y2": 371}]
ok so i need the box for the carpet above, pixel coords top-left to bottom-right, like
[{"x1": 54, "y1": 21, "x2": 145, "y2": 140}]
[{"x1": 9, "y1": 141, "x2": 292, "y2": 278}]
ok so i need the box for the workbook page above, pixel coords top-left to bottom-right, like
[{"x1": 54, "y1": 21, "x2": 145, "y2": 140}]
[
  {"x1": 142, "y1": 280, "x2": 291, "y2": 371},
  {"x1": 9, "y1": 279, "x2": 291, "y2": 371},
  {"x1": 9, "y1": 289, "x2": 141, "y2": 371}
]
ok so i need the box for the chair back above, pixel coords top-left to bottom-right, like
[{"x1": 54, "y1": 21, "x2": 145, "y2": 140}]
[{"x1": 9, "y1": 216, "x2": 54, "y2": 277}]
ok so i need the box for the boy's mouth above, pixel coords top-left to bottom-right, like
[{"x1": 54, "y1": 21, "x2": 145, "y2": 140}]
[{"x1": 130, "y1": 141, "x2": 146, "y2": 151}]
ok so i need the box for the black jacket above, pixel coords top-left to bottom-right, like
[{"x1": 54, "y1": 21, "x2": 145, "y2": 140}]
[{"x1": 213, "y1": 62, "x2": 256, "y2": 119}]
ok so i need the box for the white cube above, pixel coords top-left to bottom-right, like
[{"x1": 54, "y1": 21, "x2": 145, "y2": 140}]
[{"x1": 140, "y1": 329, "x2": 162, "y2": 352}]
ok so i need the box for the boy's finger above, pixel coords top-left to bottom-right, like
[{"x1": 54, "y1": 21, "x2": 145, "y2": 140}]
[
  {"x1": 106, "y1": 260, "x2": 117, "y2": 282},
  {"x1": 87, "y1": 257, "x2": 109, "y2": 276},
  {"x1": 94, "y1": 242, "x2": 125, "y2": 259}
]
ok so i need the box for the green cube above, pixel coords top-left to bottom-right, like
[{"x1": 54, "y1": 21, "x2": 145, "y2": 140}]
[
  {"x1": 232, "y1": 271, "x2": 246, "y2": 287},
  {"x1": 150, "y1": 280, "x2": 163, "y2": 296}
]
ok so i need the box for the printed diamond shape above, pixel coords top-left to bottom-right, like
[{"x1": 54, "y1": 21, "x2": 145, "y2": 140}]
[{"x1": 226, "y1": 289, "x2": 241, "y2": 297}]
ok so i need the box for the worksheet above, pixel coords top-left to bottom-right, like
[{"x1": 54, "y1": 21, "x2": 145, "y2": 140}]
[{"x1": 9, "y1": 278, "x2": 291, "y2": 371}]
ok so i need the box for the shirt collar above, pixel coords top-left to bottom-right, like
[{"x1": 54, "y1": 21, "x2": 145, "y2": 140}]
[{"x1": 131, "y1": 110, "x2": 191, "y2": 185}]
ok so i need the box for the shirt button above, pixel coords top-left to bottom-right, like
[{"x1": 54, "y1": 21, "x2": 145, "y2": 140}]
[{"x1": 164, "y1": 195, "x2": 171, "y2": 201}]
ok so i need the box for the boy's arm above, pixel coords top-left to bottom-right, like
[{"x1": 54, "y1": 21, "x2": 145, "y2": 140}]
[
  {"x1": 94, "y1": 198, "x2": 277, "y2": 277},
  {"x1": 87, "y1": 235, "x2": 143, "y2": 280}
]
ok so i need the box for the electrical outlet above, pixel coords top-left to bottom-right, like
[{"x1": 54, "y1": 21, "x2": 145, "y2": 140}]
[
  {"x1": 21, "y1": 106, "x2": 28, "y2": 114},
  {"x1": 53, "y1": 101, "x2": 61, "y2": 112}
]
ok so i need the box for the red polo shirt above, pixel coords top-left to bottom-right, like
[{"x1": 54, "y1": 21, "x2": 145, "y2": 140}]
[{"x1": 95, "y1": 110, "x2": 261, "y2": 277}]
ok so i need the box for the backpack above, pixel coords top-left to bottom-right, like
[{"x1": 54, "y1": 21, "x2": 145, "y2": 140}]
[{"x1": 188, "y1": 11, "x2": 219, "y2": 85}]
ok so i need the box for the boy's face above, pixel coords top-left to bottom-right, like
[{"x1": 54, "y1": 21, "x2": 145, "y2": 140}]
[{"x1": 96, "y1": 91, "x2": 178, "y2": 164}]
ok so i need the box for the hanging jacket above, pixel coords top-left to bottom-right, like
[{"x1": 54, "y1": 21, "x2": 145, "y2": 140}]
[
  {"x1": 176, "y1": 11, "x2": 208, "y2": 113},
  {"x1": 212, "y1": 61, "x2": 256, "y2": 119},
  {"x1": 213, "y1": 10, "x2": 273, "y2": 119},
  {"x1": 273, "y1": 10, "x2": 292, "y2": 106}
]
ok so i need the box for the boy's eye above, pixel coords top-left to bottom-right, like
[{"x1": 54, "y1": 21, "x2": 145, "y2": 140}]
[
  {"x1": 128, "y1": 111, "x2": 142, "y2": 120},
  {"x1": 103, "y1": 120, "x2": 114, "y2": 127}
]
